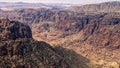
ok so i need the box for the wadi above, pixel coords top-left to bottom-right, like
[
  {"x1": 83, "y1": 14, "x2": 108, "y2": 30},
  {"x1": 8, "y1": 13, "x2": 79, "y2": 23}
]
[{"x1": 0, "y1": 1, "x2": 120, "y2": 68}]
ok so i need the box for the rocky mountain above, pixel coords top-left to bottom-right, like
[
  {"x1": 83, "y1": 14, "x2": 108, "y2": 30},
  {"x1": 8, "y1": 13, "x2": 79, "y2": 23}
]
[
  {"x1": 83, "y1": 14, "x2": 120, "y2": 49},
  {"x1": 0, "y1": 1, "x2": 120, "y2": 68},
  {"x1": 0, "y1": 2, "x2": 75, "y2": 11},
  {"x1": 0, "y1": 19, "x2": 68, "y2": 68},
  {"x1": 0, "y1": 19, "x2": 32, "y2": 40},
  {"x1": 67, "y1": 1, "x2": 120, "y2": 13}
]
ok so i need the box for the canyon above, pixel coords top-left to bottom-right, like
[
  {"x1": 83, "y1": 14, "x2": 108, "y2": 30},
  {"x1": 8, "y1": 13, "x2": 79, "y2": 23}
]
[{"x1": 0, "y1": 1, "x2": 120, "y2": 68}]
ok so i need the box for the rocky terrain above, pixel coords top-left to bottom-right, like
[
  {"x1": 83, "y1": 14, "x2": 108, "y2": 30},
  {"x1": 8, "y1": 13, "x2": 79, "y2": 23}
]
[
  {"x1": 67, "y1": 1, "x2": 120, "y2": 13},
  {"x1": 0, "y1": 1, "x2": 120, "y2": 68},
  {"x1": 0, "y1": 19, "x2": 69, "y2": 68}
]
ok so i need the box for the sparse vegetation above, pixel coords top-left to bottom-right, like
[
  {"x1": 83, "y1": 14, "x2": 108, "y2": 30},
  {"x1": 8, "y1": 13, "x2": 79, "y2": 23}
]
[{"x1": 0, "y1": 1, "x2": 120, "y2": 68}]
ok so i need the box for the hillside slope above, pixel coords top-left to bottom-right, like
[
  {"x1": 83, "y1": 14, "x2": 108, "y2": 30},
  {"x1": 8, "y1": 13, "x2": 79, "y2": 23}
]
[{"x1": 0, "y1": 19, "x2": 68, "y2": 68}]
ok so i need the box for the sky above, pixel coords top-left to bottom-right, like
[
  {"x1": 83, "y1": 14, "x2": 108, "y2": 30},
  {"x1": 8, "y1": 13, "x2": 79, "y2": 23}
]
[{"x1": 0, "y1": 0, "x2": 120, "y2": 4}]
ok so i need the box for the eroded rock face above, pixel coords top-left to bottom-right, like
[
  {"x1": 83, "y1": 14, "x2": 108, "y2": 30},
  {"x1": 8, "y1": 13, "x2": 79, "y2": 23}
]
[
  {"x1": 0, "y1": 19, "x2": 32, "y2": 40},
  {"x1": 80, "y1": 15, "x2": 120, "y2": 49},
  {"x1": 0, "y1": 19, "x2": 68, "y2": 68}
]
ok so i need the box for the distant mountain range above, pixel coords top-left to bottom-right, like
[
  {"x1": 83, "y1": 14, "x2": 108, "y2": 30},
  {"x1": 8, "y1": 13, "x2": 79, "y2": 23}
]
[
  {"x1": 0, "y1": 1, "x2": 120, "y2": 12},
  {"x1": 67, "y1": 1, "x2": 120, "y2": 13},
  {"x1": 0, "y1": 2, "x2": 76, "y2": 11}
]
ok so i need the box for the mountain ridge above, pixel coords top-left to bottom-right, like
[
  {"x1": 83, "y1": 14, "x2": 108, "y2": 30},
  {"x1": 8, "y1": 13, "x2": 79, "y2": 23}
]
[
  {"x1": 0, "y1": 1, "x2": 120, "y2": 68},
  {"x1": 0, "y1": 19, "x2": 69, "y2": 68},
  {"x1": 67, "y1": 1, "x2": 120, "y2": 13}
]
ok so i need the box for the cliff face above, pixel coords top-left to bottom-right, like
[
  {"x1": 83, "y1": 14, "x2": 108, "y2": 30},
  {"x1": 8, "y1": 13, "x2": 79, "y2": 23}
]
[
  {"x1": 84, "y1": 17, "x2": 120, "y2": 49},
  {"x1": 1, "y1": 8, "x2": 120, "y2": 50},
  {"x1": 0, "y1": 19, "x2": 32, "y2": 40},
  {"x1": 0, "y1": 19, "x2": 68, "y2": 68}
]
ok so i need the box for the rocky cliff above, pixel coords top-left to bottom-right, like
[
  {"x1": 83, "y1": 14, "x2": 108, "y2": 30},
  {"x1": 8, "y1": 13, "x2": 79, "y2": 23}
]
[
  {"x1": 0, "y1": 1, "x2": 120, "y2": 67},
  {"x1": 0, "y1": 19, "x2": 68, "y2": 68},
  {"x1": 0, "y1": 19, "x2": 32, "y2": 40}
]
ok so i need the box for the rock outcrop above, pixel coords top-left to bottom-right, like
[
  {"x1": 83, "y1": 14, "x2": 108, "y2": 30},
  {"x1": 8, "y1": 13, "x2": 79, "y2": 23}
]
[
  {"x1": 0, "y1": 19, "x2": 68, "y2": 68},
  {"x1": 81, "y1": 14, "x2": 120, "y2": 49},
  {"x1": 0, "y1": 19, "x2": 32, "y2": 40}
]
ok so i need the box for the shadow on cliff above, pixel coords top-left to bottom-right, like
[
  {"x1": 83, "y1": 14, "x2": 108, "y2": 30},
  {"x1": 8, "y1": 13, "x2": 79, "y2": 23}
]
[{"x1": 54, "y1": 46, "x2": 90, "y2": 68}]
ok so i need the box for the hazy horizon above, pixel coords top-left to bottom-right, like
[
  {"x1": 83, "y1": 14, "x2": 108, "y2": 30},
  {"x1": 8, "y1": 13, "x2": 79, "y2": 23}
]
[{"x1": 0, "y1": 0, "x2": 120, "y2": 4}]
